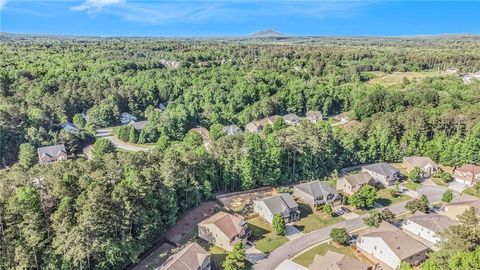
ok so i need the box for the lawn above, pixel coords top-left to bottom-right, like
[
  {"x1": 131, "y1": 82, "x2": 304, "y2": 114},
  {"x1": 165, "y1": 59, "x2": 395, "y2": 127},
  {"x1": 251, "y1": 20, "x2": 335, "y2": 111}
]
[
  {"x1": 430, "y1": 177, "x2": 449, "y2": 187},
  {"x1": 404, "y1": 180, "x2": 421, "y2": 191},
  {"x1": 247, "y1": 217, "x2": 289, "y2": 253},
  {"x1": 463, "y1": 186, "x2": 480, "y2": 198},
  {"x1": 363, "y1": 71, "x2": 442, "y2": 87},
  {"x1": 293, "y1": 243, "x2": 372, "y2": 267},
  {"x1": 197, "y1": 239, "x2": 252, "y2": 270},
  {"x1": 293, "y1": 203, "x2": 344, "y2": 233},
  {"x1": 375, "y1": 188, "x2": 411, "y2": 207}
]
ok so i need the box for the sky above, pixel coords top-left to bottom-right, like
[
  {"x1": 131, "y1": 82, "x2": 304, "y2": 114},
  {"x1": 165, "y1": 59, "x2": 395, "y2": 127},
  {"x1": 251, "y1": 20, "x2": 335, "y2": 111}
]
[{"x1": 0, "y1": 0, "x2": 479, "y2": 37}]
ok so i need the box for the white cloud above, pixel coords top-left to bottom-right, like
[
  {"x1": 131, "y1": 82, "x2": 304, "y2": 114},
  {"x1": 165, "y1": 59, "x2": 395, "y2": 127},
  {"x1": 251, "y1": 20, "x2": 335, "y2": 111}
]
[
  {"x1": 72, "y1": 0, "x2": 125, "y2": 13},
  {"x1": 0, "y1": 0, "x2": 6, "y2": 10}
]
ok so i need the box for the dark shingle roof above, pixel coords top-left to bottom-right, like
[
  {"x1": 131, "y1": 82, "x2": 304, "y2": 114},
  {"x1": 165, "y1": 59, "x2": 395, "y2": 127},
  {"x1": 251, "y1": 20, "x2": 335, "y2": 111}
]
[
  {"x1": 37, "y1": 144, "x2": 67, "y2": 163},
  {"x1": 363, "y1": 163, "x2": 400, "y2": 178},
  {"x1": 295, "y1": 180, "x2": 339, "y2": 198}
]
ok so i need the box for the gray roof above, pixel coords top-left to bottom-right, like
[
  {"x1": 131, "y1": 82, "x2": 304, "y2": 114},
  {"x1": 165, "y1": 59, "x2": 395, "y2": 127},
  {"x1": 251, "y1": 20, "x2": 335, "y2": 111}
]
[
  {"x1": 306, "y1": 111, "x2": 323, "y2": 120},
  {"x1": 129, "y1": 120, "x2": 148, "y2": 130},
  {"x1": 344, "y1": 172, "x2": 375, "y2": 187},
  {"x1": 407, "y1": 213, "x2": 458, "y2": 233},
  {"x1": 363, "y1": 163, "x2": 400, "y2": 178},
  {"x1": 223, "y1": 124, "x2": 243, "y2": 135},
  {"x1": 283, "y1": 113, "x2": 301, "y2": 122},
  {"x1": 258, "y1": 193, "x2": 298, "y2": 214},
  {"x1": 295, "y1": 180, "x2": 339, "y2": 198},
  {"x1": 310, "y1": 251, "x2": 370, "y2": 270},
  {"x1": 161, "y1": 242, "x2": 209, "y2": 270},
  {"x1": 403, "y1": 156, "x2": 438, "y2": 169},
  {"x1": 37, "y1": 144, "x2": 67, "y2": 163}
]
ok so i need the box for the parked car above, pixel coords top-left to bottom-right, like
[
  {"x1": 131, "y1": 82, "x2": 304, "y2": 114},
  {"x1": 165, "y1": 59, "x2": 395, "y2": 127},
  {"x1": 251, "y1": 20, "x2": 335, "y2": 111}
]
[
  {"x1": 334, "y1": 208, "x2": 345, "y2": 216},
  {"x1": 341, "y1": 207, "x2": 351, "y2": 213}
]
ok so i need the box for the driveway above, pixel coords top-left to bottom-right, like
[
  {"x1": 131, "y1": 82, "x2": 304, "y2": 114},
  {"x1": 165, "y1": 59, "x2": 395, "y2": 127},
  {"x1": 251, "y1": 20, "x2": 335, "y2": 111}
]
[
  {"x1": 105, "y1": 136, "x2": 152, "y2": 152},
  {"x1": 275, "y1": 260, "x2": 308, "y2": 270},
  {"x1": 448, "y1": 181, "x2": 469, "y2": 193},
  {"x1": 253, "y1": 201, "x2": 410, "y2": 270},
  {"x1": 417, "y1": 185, "x2": 453, "y2": 202},
  {"x1": 285, "y1": 225, "x2": 304, "y2": 241},
  {"x1": 246, "y1": 246, "x2": 267, "y2": 264}
]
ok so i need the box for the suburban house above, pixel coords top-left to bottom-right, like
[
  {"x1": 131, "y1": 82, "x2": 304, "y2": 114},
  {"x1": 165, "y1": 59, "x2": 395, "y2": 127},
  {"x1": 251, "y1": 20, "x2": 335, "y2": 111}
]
[
  {"x1": 190, "y1": 127, "x2": 210, "y2": 142},
  {"x1": 61, "y1": 122, "x2": 80, "y2": 133},
  {"x1": 336, "y1": 172, "x2": 375, "y2": 195},
  {"x1": 357, "y1": 221, "x2": 429, "y2": 269},
  {"x1": 37, "y1": 144, "x2": 68, "y2": 164},
  {"x1": 305, "y1": 111, "x2": 323, "y2": 123},
  {"x1": 198, "y1": 211, "x2": 250, "y2": 252},
  {"x1": 453, "y1": 164, "x2": 480, "y2": 186},
  {"x1": 401, "y1": 212, "x2": 458, "y2": 246},
  {"x1": 223, "y1": 124, "x2": 243, "y2": 135},
  {"x1": 120, "y1": 112, "x2": 137, "y2": 125},
  {"x1": 283, "y1": 113, "x2": 301, "y2": 126},
  {"x1": 402, "y1": 156, "x2": 439, "y2": 177},
  {"x1": 334, "y1": 112, "x2": 349, "y2": 123},
  {"x1": 253, "y1": 193, "x2": 300, "y2": 224},
  {"x1": 161, "y1": 242, "x2": 211, "y2": 270},
  {"x1": 129, "y1": 120, "x2": 148, "y2": 131},
  {"x1": 362, "y1": 163, "x2": 401, "y2": 187},
  {"x1": 445, "y1": 67, "x2": 458, "y2": 74},
  {"x1": 245, "y1": 120, "x2": 263, "y2": 133},
  {"x1": 266, "y1": 115, "x2": 281, "y2": 125},
  {"x1": 293, "y1": 181, "x2": 341, "y2": 207},
  {"x1": 309, "y1": 251, "x2": 371, "y2": 270},
  {"x1": 462, "y1": 71, "x2": 480, "y2": 84},
  {"x1": 439, "y1": 194, "x2": 480, "y2": 221}
]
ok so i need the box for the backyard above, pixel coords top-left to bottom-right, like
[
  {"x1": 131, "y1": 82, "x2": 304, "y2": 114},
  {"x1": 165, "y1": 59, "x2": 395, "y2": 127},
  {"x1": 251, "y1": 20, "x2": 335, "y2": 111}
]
[
  {"x1": 247, "y1": 216, "x2": 289, "y2": 253},
  {"x1": 375, "y1": 188, "x2": 411, "y2": 207},
  {"x1": 196, "y1": 239, "x2": 253, "y2": 270},
  {"x1": 293, "y1": 242, "x2": 372, "y2": 267},
  {"x1": 293, "y1": 202, "x2": 344, "y2": 233}
]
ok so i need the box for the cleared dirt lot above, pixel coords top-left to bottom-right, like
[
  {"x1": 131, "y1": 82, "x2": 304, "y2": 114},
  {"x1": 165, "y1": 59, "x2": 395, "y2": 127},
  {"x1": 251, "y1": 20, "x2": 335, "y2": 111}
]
[{"x1": 218, "y1": 187, "x2": 275, "y2": 216}]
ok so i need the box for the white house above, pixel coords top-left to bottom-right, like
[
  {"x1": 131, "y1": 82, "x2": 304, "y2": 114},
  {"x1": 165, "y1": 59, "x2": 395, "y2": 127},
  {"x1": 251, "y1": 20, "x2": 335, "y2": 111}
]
[
  {"x1": 362, "y1": 163, "x2": 401, "y2": 187},
  {"x1": 402, "y1": 212, "x2": 458, "y2": 245},
  {"x1": 454, "y1": 164, "x2": 480, "y2": 186},
  {"x1": 357, "y1": 221, "x2": 428, "y2": 269},
  {"x1": 253, "y1": 193, "x2": 300, "y2": 224}
]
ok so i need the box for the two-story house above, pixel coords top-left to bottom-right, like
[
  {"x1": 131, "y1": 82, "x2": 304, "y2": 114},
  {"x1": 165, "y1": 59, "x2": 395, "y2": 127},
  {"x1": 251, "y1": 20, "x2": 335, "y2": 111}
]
[
  {"x1": 453, "y1": 164, "x2": 480, "y2": 186},
  {"x1": 336, "y1": 172, "x2": 375, "y2": 195},
  {"x1": 362, "y1": 163, "x2": 401, "y2": 187},
  {"x1": 283, "y1": 113, "x2": 301, "y2": 126},
  {"x1": 402, "y1": 212, "x2": 458, "y2": 246},
  {"x1": 198, "y1": 211, "x2": 251, "y2": 252},
  {"x1": 253, "y1": 193, "x2": 300, "y2": 224},
  {"x1": 357, "y1": 221, "x2": 429, "y2": 270},
  {"x1": 439, "y1": 194, "x2": 480, "y2": 221},
  {"x1": 37, "y1": 144, "x2": 68, "y2": 164},
  {"x1": 293, "y1": 181, "x2": 341, "y2": 207},
  {"x1": 161, "y1": 242, "x2": 211, "y2": 270},
  {"x1": 305, "y1": 111, "x2": 323, "y2": 123},
  {"x1": 402, "y1": 156, "x2": 439, "y2": 177}
]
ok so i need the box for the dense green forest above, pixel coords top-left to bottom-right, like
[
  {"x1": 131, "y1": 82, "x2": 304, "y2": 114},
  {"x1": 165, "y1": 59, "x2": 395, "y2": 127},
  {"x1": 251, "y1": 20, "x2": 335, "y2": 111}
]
[{"x1": 0, "y1": 35, "x2": 480, "y2": 269}]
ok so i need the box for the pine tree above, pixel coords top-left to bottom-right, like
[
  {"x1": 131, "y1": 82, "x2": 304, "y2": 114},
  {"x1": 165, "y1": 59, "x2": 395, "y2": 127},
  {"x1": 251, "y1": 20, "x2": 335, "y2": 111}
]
[
  {"x1": 223, "y1": 242, "x2": 246, "y2": 270},
  {"x1": 128, "y1": 126, "x2": 137, "y2": 143},
  {"x1": 18, "y1": 143, "x2": 37, "y2": 168}
]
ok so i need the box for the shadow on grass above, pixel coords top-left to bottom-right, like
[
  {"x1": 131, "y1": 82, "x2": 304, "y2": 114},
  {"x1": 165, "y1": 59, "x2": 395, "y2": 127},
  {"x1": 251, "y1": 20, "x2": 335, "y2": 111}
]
[
  {"x1": 297, "y1": 202, "x2": 313, "y2": 218},
  {"x1": 293, "y1": 224, "x2": 305, "y2": 231},
  {"x1": 375, "y1": 198, "x2": 392, "y2": 206},
  {"x1": 211, "y1": 254, "x2": 228, "y2": 270},
  {"x1": 248, "y1": 223, "x2": 270, "y2": 240}
]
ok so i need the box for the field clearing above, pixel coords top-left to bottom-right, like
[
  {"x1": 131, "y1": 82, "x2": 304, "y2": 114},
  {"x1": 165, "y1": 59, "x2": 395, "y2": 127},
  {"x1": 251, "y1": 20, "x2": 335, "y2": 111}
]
[
  {"x1": 217, "y1": 187, "x2": 274, "y2": 216},
  {"x1": 363, "y1": 71, "x2": 443, "y2": 87}
]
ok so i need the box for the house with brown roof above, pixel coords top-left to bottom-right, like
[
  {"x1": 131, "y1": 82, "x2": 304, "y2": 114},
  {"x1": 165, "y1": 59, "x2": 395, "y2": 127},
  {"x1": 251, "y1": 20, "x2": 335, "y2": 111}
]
[
  {"x1": 453, "y1": 164, "x2": 480, "y2": 186},
  {"x1": 309, "y1": 251, "x2": 371, "y2": 270},
  {"x1": 439, "y1": 194, "x2": 480, "y2": 221},
  {"x1": 357, "y1": 221, "x2": 429, "y2": 269},
  {"x1": 198, "y1": 211, "x2": 250, "y2": 251},
  {"x1": 37, "y1": 144, "x2": 68, "y2": 164},
  {"x1": 402, "y1": 212, "x2": 458, "y2": 246},
  {"x1": 402, "y1": 157, "x2": 439, "y2": 177},
  {"x1": 190, "y1": 127, "x2": 210, "y2": 142},
  {"x1": 336, "y1": 172, "x2": 376, "y2": 195},
  {"x1": 161, "y1": 242, "x2": 211, "y2": 270},
  {"x1": 305, "y1": 111, "x2": 323, "y2": 123},
  {"x1": 333, "y1": 112, "x2": 349, "y2": 123}
]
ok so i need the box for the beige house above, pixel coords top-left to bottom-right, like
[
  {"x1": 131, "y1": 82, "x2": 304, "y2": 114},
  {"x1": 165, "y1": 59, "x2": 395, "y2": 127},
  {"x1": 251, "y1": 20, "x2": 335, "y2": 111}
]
[
  {"x1": 309, "y1": 250, "x2": 371, "y2": 270},
  {"x1": 305, "y1": 111, "x2": 323, "y2": 123},
  {"x1": 161, "y1": 242, "x2": 211, "y2": 270},
  {"x1": 439, "y1": 194, "x2": 480, "y2": 221},
  {"x1": 357, "y1": 221, "x2": 429, "y2": 269},
  {"x1": 454, "y1": 164, "x2": 480, "y2": 186},
  {"x1": 402, "y1": 156, "x2": 439, "y2": 177},
  {"x1": 198, "y1": 211, "x2": 250, "y2": 251},
  {"x1": 336, "y1": 172, "x2": 375, "y2": 195}
]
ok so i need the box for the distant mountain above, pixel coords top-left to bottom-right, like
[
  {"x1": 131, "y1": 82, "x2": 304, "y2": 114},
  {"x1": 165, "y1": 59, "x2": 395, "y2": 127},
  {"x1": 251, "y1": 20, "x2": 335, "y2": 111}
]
[{"x1": 250, "y1": 29, "x2": 285, "y2": 37}]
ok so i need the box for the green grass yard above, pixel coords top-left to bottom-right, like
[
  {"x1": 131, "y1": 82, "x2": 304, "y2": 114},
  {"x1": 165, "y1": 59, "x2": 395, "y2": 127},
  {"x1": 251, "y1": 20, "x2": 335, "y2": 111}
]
[
  {"x1": 375, "y1": 188, "x2": 411, "y2": 207},
  {"x1": 293, "y1": 203, "x2": 344, "y2": 233},
  {"x1": 293, "y1": 243, "x2": 372, "y2": 267},
  {"x1": 404, "y1": 180, "x2": 421, "y2": 191},
  {"x1": 463, "y1": 186, "x2": 480, "y2": 198},
  {"x1": 197, "y1": 239, "x2": 252, "y2": 270},
  {"x1": 430, "y1": 177, "x2": 449, "y2": 187},
  {"x1": 363, "y1": 71, "x2": 442, "y2": 87},
  {"x1": 247, "y1": 217, "x2": 289, "y2": 253}
]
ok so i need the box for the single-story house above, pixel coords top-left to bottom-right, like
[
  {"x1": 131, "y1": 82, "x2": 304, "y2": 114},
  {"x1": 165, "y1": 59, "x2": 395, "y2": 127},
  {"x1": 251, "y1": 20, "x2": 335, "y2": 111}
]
[
  {"x1": 453, "y1": 164, "x2": 480, "y2": 186},
  {"x1": 161, "y1": 242, "x2": 211, "y2": 270},
  {"x1": 362, "y1": 163, "x2": 401, "y2": 187},
  {"x1": 402, "y1": 156, "x2": 439, "y2": 177},
  {"x1": 61, "y1": 122, "x2": 80, "y2": 133},
  {"x1": 223, "y1": 124, "x2": 243, "y2": 135},
  {"x1": 293, "y1": 181, "x2": 341, "y2": 207},
  {"x1": 190, "y1": 127, "x2": 210, "y2": 142},
  {"x1": 120, "y1": 112, "x2": 137, "y2": 125},
  {"x1": 309, "y1": 250, "x2": 371, "y2": 270},
  {"x1": 198, "y1": 211, "x2": 250, "y2": 252},
  {"x1": 38, "y1": 144, "x2": 68, "y2": 164},
  {"x1": 402, "y1": 212, "x2": 458, "y2": 245},
  {"x1": 336, "y1": 172, "x2": 375, "y2": 195},
  {"x1": 334, "y1": 112, "x2": 349, "y2": 123},
  {"x1": 439, "y1": 194, "x2": 480, "y2": 221},
  {"x1": 129, "y1": 120, "x2": 148, "y2": 131},
  {"x1": 305, "y1": 111, "x2": 323, "y2": 123},
  {"x1": 253, "y1": 193, "x2": 300, "y2": 224},
  {"x1": 283, "y1": 113, "x2": 301, "y2": 126},
  {"x1": 357, "y1": 221, "x2": 429, "y2": 269}
]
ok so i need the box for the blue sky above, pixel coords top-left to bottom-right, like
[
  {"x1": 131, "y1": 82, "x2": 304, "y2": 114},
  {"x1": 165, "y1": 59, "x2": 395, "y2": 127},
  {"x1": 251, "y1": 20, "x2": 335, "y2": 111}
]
[{"x1": 1, "y1": 1, "x2": 479, "y2": 36}]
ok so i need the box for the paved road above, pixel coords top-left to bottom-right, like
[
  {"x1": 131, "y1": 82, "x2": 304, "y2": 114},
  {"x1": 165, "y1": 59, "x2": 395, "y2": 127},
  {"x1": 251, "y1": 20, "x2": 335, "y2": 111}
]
[
  {"x1": 253, "y1": 201, "x2": 409, "y2": 270},
  {"x1": 105, "y1": 136, "x2": 152, "y2": 152}
]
